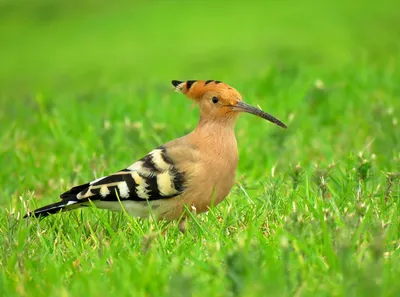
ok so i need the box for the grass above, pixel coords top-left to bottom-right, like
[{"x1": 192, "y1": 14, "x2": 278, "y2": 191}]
[{"x1": 1, "y1": 1, "x2": 400, "y2": 296}]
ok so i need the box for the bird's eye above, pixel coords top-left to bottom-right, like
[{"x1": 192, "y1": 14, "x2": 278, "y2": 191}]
[{"x1": 212, "y1": 97, "x2": 219, "y2": 104}]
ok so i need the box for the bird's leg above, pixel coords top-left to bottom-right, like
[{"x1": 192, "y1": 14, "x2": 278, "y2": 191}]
[
  {"x1": 159, "y1": 220, "x2": 172, "y2": 236},
  {"x1": 178, "y1": 217, "x2": 187, "y2": 233},
  {"x1": 178, "y1": 205, "x2": 197, "y2": 233}
]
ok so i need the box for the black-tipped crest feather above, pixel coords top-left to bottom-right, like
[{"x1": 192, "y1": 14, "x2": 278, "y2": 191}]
[{"x1": 171, "y1": 80, "x2": 183, "y2": 87}]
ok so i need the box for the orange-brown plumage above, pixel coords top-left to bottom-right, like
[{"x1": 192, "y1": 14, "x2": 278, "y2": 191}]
[{"x1": 25, "y1": 80, "x2": 287, "y2": 233}]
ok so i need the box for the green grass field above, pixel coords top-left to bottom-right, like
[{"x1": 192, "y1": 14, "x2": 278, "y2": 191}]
[{"x1": 1, "y1": 1, "x2": 400, "y2": 296}]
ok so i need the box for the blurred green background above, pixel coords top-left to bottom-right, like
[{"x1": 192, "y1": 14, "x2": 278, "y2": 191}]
[{"x1": 1, "y1": 0, "x2": 399, "y2": 93}]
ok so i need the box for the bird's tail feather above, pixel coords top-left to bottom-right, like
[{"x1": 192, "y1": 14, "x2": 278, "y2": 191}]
[{"x1": 23, "y1": 201, "x2": 74, "y2": 218}]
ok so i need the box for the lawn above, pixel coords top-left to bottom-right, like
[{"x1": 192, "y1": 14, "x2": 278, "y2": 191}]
[{"x1": 1, "y1": 1, "x2": 400, "y2": 296}]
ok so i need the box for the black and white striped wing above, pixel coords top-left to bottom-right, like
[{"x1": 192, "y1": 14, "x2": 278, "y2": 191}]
[{"x1": 61, "y1": 146, "x2": 185, "y2": 204}]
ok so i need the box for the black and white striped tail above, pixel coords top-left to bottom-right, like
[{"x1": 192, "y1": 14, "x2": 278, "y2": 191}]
[
  {"x1": 23, "y1": 146, "x2": 186, "y2": 219},
  {"x1": 23, "y1": 201, "x2": 78, "y2": 218}
]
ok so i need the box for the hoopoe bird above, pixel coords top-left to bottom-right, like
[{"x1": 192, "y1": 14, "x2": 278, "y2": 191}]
[{"x1": 24, "y1": 80, "x2": 287, "y2": 231}]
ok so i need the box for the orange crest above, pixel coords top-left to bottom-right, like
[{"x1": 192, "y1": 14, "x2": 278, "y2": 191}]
[{"x1": 171, "y1": 80, "x2": 242, "y2": 104}]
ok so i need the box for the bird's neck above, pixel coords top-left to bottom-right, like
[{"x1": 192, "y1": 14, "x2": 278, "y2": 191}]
[
  {"x1": 190, "y1": 116, "x2": 238, "y2": 159},
  {"x1": 194, "y1": 115, "x2": 237, "y2": 137}
]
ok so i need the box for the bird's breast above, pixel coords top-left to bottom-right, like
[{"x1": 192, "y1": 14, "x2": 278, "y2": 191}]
[{"x1": 182, "y1": 131, "x2": 239, "y2": 214}]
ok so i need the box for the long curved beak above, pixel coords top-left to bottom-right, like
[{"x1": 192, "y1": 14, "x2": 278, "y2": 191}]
[{"x1": 232, "y1": 101, "x2": 287, "y2": 128}]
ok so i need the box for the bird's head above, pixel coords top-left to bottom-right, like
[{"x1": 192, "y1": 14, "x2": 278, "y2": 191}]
[{"x1": 172, "y1": 80, "x2": 287, "y2": 128}]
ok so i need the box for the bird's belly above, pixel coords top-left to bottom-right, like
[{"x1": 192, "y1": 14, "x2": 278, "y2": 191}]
[
  {"x1": 93, "y1": 173, "x2": 235, "y2": 221},
  {"x1": 163, "y1": 169, "x2": 236, "y2": 219},
  {"x1": 93, "y1": 200, "x2": 157, "y2": 218},
  {"x1": 93, "y1": 155, "x2": 237, "y2": 221}
]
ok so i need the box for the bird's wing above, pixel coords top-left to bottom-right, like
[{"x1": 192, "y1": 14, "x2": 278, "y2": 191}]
[{"x1": 60, "y1": 146, "x2": 186, "y2": 204}]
